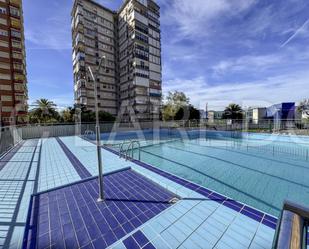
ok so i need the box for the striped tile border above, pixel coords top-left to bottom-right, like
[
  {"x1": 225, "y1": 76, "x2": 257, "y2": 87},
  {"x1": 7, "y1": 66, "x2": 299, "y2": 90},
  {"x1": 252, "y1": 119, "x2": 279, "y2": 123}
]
[{"x1": 55, "y1": 137, "x2": 92, "y2": 179}]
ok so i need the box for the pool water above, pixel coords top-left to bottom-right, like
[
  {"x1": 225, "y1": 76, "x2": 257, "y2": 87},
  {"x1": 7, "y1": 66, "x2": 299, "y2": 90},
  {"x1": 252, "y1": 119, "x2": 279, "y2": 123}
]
[{"x1": 104, "y1": 130, "x2": 309, "y2": 217}]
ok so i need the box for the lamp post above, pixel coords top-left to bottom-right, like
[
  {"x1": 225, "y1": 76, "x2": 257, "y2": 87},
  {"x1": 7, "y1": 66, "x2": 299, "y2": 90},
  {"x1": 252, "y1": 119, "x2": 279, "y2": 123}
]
[{"x1": 88, "y1": 56, "x2": 106, "y2": 202}]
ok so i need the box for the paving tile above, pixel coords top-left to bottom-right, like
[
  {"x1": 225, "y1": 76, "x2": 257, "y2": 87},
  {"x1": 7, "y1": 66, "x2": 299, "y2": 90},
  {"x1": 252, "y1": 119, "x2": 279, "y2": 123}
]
[{"x1": 23, "y1": 169, "x2": 176, "y2": 249}]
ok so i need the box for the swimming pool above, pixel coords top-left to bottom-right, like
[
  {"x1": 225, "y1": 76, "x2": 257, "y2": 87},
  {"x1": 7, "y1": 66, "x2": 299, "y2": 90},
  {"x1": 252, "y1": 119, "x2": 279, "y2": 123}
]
[{"x1": 97, "y1": 129, "x2": 309, "y2": 217}]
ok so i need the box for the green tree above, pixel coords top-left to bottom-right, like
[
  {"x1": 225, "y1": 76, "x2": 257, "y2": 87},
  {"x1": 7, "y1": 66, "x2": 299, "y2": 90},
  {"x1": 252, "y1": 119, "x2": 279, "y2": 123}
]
[
  {"x1": 29, "y1": 99, "x2": 60, "y2": 124},
  {"x1": 298, "y1": 99, "x2": 309, "y2": 117},
  {"x1": 162, "y1": 91, "x2": 190, "y2": 121},
  {"x1": 166, "y1": 91, "x2": 189, "y2": 106},
  {"x1": 222, "y1": 103, "x2": 243, "y2": 120},
  {"x1": 60, "y1": 104, "x2": 116, "y2": 123},
  {"x1": 174, "y1": 105, "x2": 201, "y2": 120},
  {"x1": 61, "y1": 107, "x2": 75, "y2": 123}
]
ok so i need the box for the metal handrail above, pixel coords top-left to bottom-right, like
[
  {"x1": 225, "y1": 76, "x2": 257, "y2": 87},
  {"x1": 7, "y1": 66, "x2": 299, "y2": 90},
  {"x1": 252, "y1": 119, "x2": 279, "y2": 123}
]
[
  {"x1": 84, "y1": 130, "x2": 95, "y2": 136},
  {"x1": 119, "y1": 140, "x2": 132, "y2": 158},
  {"x1": 272, "y1": 201, "x2": 309, "y2": 249},
  {"x1": 125, "y1": 140, "x2": 141, "y2": 161}
]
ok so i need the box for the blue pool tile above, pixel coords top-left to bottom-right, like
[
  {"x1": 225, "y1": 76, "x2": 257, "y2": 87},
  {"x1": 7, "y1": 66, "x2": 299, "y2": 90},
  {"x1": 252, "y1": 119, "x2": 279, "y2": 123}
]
[
  {"x1": 37, "y1": 233, "x2": 50, "y2": 249},
  {"x1": 143, "y1": 243, "x2": 156, "y2": 249},
  {"x1": 261, "y1": 219, "x2": 277, "y2": 229},
  {"x1": 195, "y1": 187, "x2": 212, "y2": 197},
  {"x1": 263, "y1": 214, "x2": 278, "y2": 224},
  {"x1": 103, "y1": 230, "x2": 117, "y2": 247},
  {"x1": 132, "y1": 230, "x2": 149, "y2": 247},
  {"x1": 223, "y1": 200, "x2": 244, "y2": 212},
  {"x1": 92, "y1": 237, "x2": 107, "y2": 249},
  {"x1": 209, "y1": 192, "x2": 227, "y2": 203},
  {"x1": 81, "y1": 243, "x2": 95, "y2": 249},
  {"x1": 22, "y1": 169, "x2": 176, "y2": 249},
  {"x1": 123, "y1": 236, "x2": 139, "y2": 249},
  {"x1": 241, "y1": 209, "x2": 263, "y2": 223},
  {"x1": 243, "y1": 205, "x2": 264, "y2": 218},
  {"x1": 114, "y1": 226, "x2": 126, "y2": 240},
  {"x1": 122, "y1": 222, "x2": 135, "y2": 233}
]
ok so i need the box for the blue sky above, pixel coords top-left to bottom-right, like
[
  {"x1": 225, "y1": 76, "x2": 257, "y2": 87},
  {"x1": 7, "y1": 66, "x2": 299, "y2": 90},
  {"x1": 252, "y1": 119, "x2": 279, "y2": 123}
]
[{"x1": 24, "y1": 0, "x2": 309, "y2": 110}]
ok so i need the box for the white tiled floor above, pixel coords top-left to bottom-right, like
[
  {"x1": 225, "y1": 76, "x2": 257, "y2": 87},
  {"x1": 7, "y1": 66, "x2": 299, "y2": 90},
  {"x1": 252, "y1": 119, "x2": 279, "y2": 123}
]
[
  {"x1": 59, "y1": 136, "x2": 133, "y2": 175},
  {"x1": 0, "y1": 140, "x2": 40, "y2": 249},
  {"x1": 38, "y1": 138, "x2": 81, "y2": 192}
]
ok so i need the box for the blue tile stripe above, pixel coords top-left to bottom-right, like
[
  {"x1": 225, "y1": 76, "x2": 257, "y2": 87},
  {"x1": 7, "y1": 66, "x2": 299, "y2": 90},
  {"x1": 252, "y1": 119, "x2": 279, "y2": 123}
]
[
  {"x1": 55, "y1": 137, "x2": 92, "y2": 179},
  {"x1": 0, "y1": 141, "x2": 24, "y2": 170},
  {"x1": 23, "y1": 195, "x2": 39, "y2": 249},
  {"x1": 22, "y1": 169, "x2": 175, "y2": 249},
  {"x1": 123, "y1": 230, "x2": 156, "y2": 249},
  {"x1": 103, "y1": 145, "x2": 279, "y2": 229}
]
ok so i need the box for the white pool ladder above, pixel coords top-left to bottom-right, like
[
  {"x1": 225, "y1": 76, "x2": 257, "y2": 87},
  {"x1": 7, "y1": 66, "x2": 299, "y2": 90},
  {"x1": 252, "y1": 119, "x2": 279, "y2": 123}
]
[
  {"x1": 119, "y1": 140, "x2": 141, "y2": 161},
  {"x1": 84, "y1": 130, "x2": 95, "y2": 136},
  {"x1": 119, "y1": 140, "x2": 131, "y2": 158}
]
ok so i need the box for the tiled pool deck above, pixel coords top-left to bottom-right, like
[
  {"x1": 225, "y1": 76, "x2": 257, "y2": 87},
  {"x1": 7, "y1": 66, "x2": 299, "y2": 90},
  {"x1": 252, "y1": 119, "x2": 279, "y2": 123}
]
[{"x1": 0, "y1": 136, "x2": 308, "y2": 249}]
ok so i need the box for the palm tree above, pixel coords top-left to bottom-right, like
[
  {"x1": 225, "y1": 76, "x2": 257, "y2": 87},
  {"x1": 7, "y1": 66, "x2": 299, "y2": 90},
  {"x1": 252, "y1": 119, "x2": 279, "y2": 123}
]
[
  {"x1": 30, "y1": 99, "x2": 58, "y2": 123},
  {"x1": 298, "y1": 99, "x2": 309, "y2": 115},
  {"x1": 223, "y1": 103, "x2": 243, "y2": 120}
]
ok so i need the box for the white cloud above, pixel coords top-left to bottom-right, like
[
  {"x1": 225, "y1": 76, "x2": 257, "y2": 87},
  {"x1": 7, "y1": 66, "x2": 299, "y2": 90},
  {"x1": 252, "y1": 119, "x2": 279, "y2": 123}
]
[
  {"x1": 212, "y1": 54, "x2": 283, "y2": 75},
  {"x1": 161, "y1": 0, "x2": 256, "y2": 40},
  {"x1": 163, "y1": 70, "x2": 309, "y2": 110},
  {"x1": 281, "y1": 18, "x2": 309, "y2": 47}
]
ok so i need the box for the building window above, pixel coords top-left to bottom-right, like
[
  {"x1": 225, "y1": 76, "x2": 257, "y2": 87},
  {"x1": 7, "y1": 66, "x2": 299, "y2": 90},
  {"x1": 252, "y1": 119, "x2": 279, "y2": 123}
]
[
  {"x1": 2, "y1": 106, "x2": 13, "y2": 113},
  {"x1": 13, "y1": 63, "x2": 23, "y2": 70},
  {"x1": 0, "y1": 29, "x2": 8, "y2": 36},
  {"x1": 0, "y1": 17, "x2": 7, "y2": 25},
  {"x1": 10, "y1": 6, "x2": 20, "y2": 17},
  {"x1": 1, "y1": 95, "x2": 12, "y2": 101},
  {"x1": 12, "y1": 52, "x2": 22, "y2": 59},
  {"x1": 0, "y1": 73, "x2": 11, "y2": 80},
  {"x1": 14, "y1": 83, "x2": 24, "y2": 91},
  {"x1": 15, "y1": 94, "x2": 24, "y2": 101},
  {"x1": 11, "y1": 29, "x2": 21, "y2": 38},
  {"x1": 0, "y1": 7, "x2": 6, "y2": 15},
  {"x1": 0, "y1": 62, "x2": 10, "y2": 70},
  {"x1": 11, "y1": 40, "x2": 21, "y2": 48},
  {"x1": 0, "y1": 40, "x2": 9, "y2": 47},
  {"x1": 0, "y1": 84, "x2": 12, "y2": 91}
]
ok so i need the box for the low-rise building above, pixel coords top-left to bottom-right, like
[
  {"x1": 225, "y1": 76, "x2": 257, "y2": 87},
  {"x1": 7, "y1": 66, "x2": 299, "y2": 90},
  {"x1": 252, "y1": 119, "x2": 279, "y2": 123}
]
[
  {"x1": 207, "y1": 110, "x2": 224, "y2": 123},
  {"x1": 266, "y1": 102, "x2": 295, "y2": 121},
  {"x1": 246, "y1": 107, "x2": 267, "y2": 124}
]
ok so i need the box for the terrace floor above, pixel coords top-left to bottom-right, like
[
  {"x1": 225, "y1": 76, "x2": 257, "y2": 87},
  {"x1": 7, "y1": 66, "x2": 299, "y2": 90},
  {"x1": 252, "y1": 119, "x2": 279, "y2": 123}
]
[{"x1": 0, "y1": 135, "x2": 299, "y2": 249}]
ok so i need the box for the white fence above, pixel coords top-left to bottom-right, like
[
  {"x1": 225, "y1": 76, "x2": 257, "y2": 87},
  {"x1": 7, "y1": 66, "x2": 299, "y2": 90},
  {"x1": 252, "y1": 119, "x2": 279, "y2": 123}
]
[{"x1": 1, "y1": 119, "x2": 309, "y2": 157}]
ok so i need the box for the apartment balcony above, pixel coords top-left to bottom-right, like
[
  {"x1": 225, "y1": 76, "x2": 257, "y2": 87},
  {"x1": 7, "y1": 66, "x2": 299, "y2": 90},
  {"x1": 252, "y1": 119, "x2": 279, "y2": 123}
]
[
  {"x1": 14, "y1": 73, "x2": 25, "y2": 81},
  {"x1": 10, "y1": 18, "x2": 21, "y2": 29},
  {"x1": 149, "y1": 85, "x2": 161, "y2": 90},
  {"x1": 9, "y1": 0, "x2": 21, "y2": 7},
  {"x1": 76, "y1": 44, "x2": 85, "y2": 52},
  {"x1": 149, "y1": 92, "x2": 161, "y2": 97}
]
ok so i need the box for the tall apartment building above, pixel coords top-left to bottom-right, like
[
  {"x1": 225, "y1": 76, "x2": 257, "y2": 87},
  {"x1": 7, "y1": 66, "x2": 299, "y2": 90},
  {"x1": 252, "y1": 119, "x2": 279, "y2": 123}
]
[
  {"x1": 0, "y1": 0, "x2": 27, "y2": 125},
  {"x1": 71, "y1": 0, "x2": 162, "y2": 121}
]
